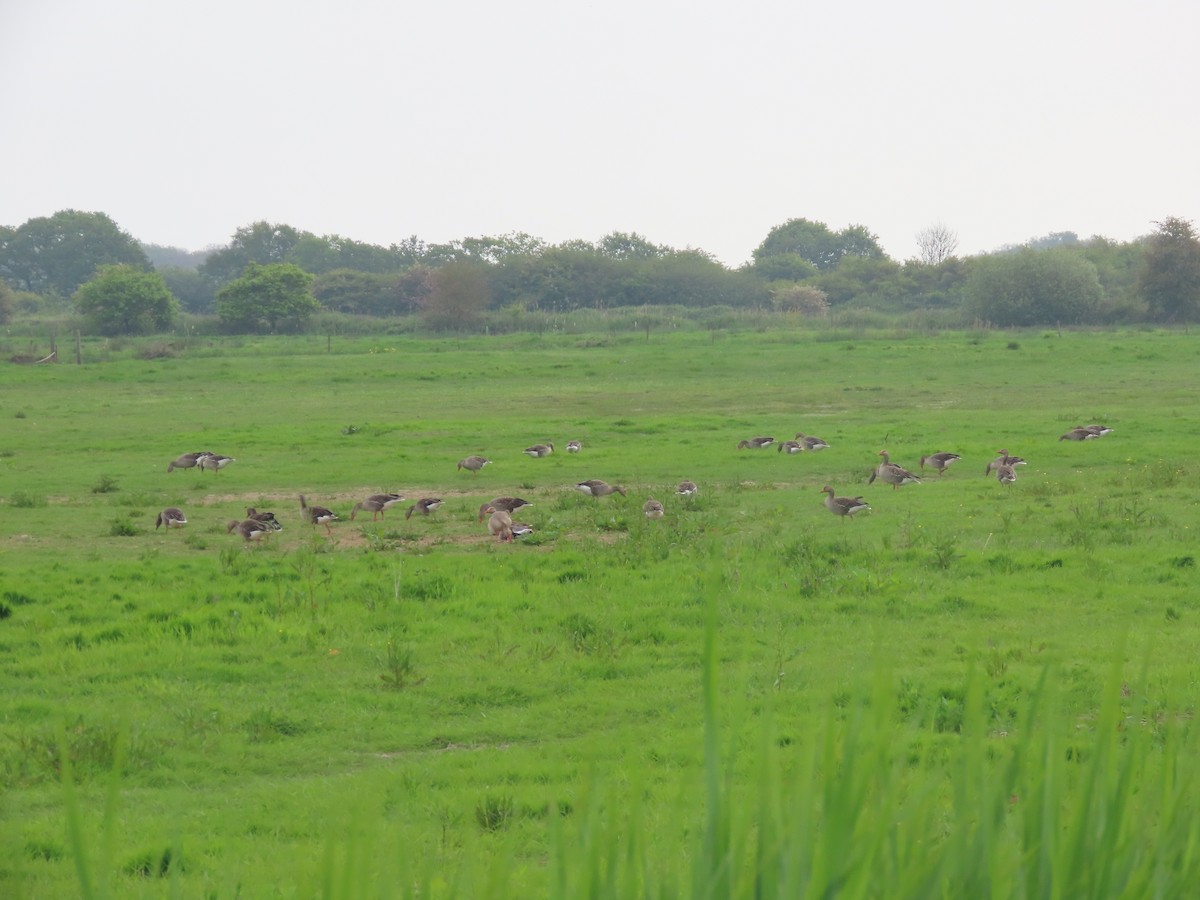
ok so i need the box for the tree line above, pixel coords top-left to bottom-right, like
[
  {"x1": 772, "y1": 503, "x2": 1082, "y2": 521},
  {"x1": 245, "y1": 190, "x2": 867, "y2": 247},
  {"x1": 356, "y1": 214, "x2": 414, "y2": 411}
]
[{"x1": 1, "y1": 209, "x2": 1198, "y2": 335}]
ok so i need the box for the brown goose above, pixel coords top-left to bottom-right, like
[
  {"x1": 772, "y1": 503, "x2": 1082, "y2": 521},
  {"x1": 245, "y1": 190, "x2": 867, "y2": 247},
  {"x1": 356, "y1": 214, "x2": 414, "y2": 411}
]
[
  {"x1": 576, "y1": 480, "x2": 626, "y2": 498},
  {"x1": 155, "y1": 507, "x2": 187, "y2": 530},
  {"x1": 777, "y1": 440, "x2": 804, "y2": 454},
  {"x1": 984, "y1": 449, "x2": 1026, "y2": 477},
  {"x1": 365, "y1": 493, "x2": 405, "y2": 513},
  {"x1": 197, "y1": 453, "x2": 235, "y2": 473},
  {"x1": 350, "y1": 498, "x2": 387, "y2": 521},
  {"x1": 795, "y1": 433, "x2": 830, "y2": 451},
  {"x1": 523, "y1": 443, "x2": 554, "y2": 458},
  {"x1": 478, "y1": 497, "x2": 532, "y2": 521},
  {"x1": 227, "y1": 518, "x2": 273, "y2": 542},
  {"x1": 1082, "y1": 424, "x2": 1113, "y2": 436},
  {"x1": 820, "y1": 486, "x2": 870, "y2": 521},
  {"x1": 244, "y1": 507, "x2": 283, "y2": 531},
  {"x1": 566, "y1": 440, "x2": 582, "y2": 453},
  {"x1": 868, "y1": 450, "x2": 921, "y2": 490},
  {"x1": 457, "y1": 455, "x2": 491, "y2": 474},
  {"x1": 1059, "y1": 427, "x2": 1099, "y2": 442},
  {"x1": 920, "y1": 452, "x2": 962, "y2": 475},
  {"x1": 737, "y1": 436, "x2": 775, "y2": 449},
  {"x1": 482, "y1": 506, "x2": 514, "y2": 542},
  {"x1": 299, "y1": 495, "x2": 338, "y2": 534},
  {"x1": 643, "y1": 499, "x2": 665, "y2": 519},
  {"x1": 510, "y1": 521, "x2": 535, "y2": 538},
  {"x1": 996, "y1": 463, "x2": 1018, "y2": 485},
  {"x1": 405, "y1": 498, "x2": 444, "y2": 519},
  {"x1": 166, "y1": 452, "x2": 207, "y2": 473},
  {"x1": 675, "y1": 480, "x2": 699, "y2": 496}
]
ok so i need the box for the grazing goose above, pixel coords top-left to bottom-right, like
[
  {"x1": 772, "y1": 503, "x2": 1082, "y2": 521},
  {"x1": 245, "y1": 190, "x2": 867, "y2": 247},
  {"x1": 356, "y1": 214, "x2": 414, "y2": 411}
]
[
  {"x1": 365, "y1": 493, "x2": 405, "y2": 513},
  {"x1": 576, "y1": 480, "x2": 626, "y2": 498},
  {"x1": 920, "y1": 452, "x2": 962, "y2": 476},
  {"x1": 244, "y1": 507, "x2": 283, "y2": 531},
  {"x1": 197, "y1": 453, "x2": 235, "y2": 473},
  {"x1": 777, "y1": 440, "x2": 804, "y2": 454},
  {"x1": 996, "y1": 463, "x2": 1018, "y2": 486},
  {"x1": 405, "y1": 498, "x2": 444, "y2": 519},
  {"x1": 350, "y1": 498, "x2": 387, "y2": 521},
  {"x1": 457, "y1": 455, "x2": 492, "y2": 474},
  {"x1": 795, "y1": 433, "x2": 830, "y2": 451},
  {"x1": 868, "y1": 450, "x2": 922, "y2": 490},
  {"x1": 166, "y1": 452, "x2": 207, "y2": 473},
  {"x1": 984, "y1": 449, "x2": 1026, "y2": 477},
  {"x1": 820, "y1": 486, "x2": 871, "y2": 521},
  {"x1": 737, "y1": 436, "x2": 775, "y2": 449},
  {"x1": 227, "y1": 518, "x2": 273, "y2": 542},
  {"x1": 675, "y1": 480, "x2": 699, "y2": 497},
  {"x1": 1083, "y1": 424, "x2": 1113, "y2": 436},
  {"x1": 155, "y1": 507, "x2": 187, "y2": 530},
  {"x1": 482, "y1": 506, "x2": 514, "y2": 542},
  {"x1": 478, "y1": 497, "x2": 532, "y2": 521},
  {"x1": 510, "y1": 522, "x2": 535, "y2": 538},
  {"x1": 524, "y1": 443, "x2": 554, "y2": 458},
  {"x1": 643, "y1": 499, "x2": 665, "y2": 519},
  {"x1": 1059, "y1": 427, "x2": 1099, "y2": 442},
  {"x1": 299, "y1": 495, "x2": 338, "y2": 534},
  {"x1": 566, "y1": 440, "x2": 582, "y2": 453}
]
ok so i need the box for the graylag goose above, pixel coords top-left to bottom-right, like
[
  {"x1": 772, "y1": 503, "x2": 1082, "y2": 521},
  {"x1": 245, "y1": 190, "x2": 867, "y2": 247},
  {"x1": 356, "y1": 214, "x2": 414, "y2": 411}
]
[
  {"x1": 227, "y1": 518, "x2": 274, "y2": 542},
  {"x1": 868, "y1": 450, "x2": 921, "y2": 490},
  {"x1": 777, "y1": 440, "x2": 804, "y2": 454},
  {"x1": 197, "y1": 453, "x2": 235, "y2": 473},
  {"x1": 155, "y1": 507, "x2": 187, "y2": 530},
  {"x1": 643, "y1": 499, "x2": 665, "y2": 519},
  {"x1": 566, "y1": 440, "x2": 582, "y2": 453},
  {"x1": 299, "y1": 495, "x2": 338, "y2": 534},
  {"x1": 820, "y1": 486, "x2": 870, "y2": 521},
  {"x1": 244, "y1": 507, "x2": 283, "y2": 531},
  {"x1": 576, "y1": 480, "x2": 626, "y2": 498},
  {"x1": 984, "y1": 450, "x2": 1026, "y2": 477},
  {"x1": 675, "y1": 480, "x2": 698, "y2": 496},
  {"x1": 737, "y1": 436, "x2": 775, "y2": 449},
  {"x1": 510, "y1": 522, "x2": 535, "y2": 538},
  {"x1": 996, "y1": 463, "x2": 1018, "y2": 485},
  {"x1": 523, "y1": 443, "x2": 554, "y2": 458},
  {"x1": 405, "y1": 498, "x2": 444, "y2": 519},
  {"x1": 365, "y1": 493, "x2": 405, "y2": 513},
  {"x1": 920, "y1": 452, "x2": 962, "y2": 475},
  {"x1": 166, "y1": 452, "x2": 208, "y2": 473},
  {"x1": 1059, "y1": 427, "x2": 1099, "y2": 441},
  {"x1": 482, "y1": 506, "x2": 514, "y2": 542},
  {"x1": 1083, "y1": 424, "x2": 1113, "y2": 436},
  {"x1": 350, "y1": 498, "x2": 386, "y2": 521},
  {"x1": 795, "y1": 433, "x2": 830, "y2": 451},
  {"x1": 478, "y1": 497, "x2": 532, "y2": 521},
  {"x1": 457, "y1": 455, "x2": 492, "y2": 474}
]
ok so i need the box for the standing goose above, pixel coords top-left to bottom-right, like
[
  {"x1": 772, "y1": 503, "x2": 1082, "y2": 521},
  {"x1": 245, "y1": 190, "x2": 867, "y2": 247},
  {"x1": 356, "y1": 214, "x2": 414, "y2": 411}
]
[
  {"x1": 478, "y1": 497, "x2": 532, "y2": 521},
  {"x1": 920, "y1": 452, "x2": 962, "y2": 476},
  {"x1": 197, "y1": 453, "x2": 235, "y2": 473},
  {"x1": 155, "y1": 507, "x2": 187, "y2": 530},
  {"x1": 984, "y1": 450, "x2": 1026, "y2": 477},
  {"x1": 166, "y1": 452, "x2": 207, "y2": 473},
  {"x1": 227, "y1": 518, "x2": 274, "y2": 542},
  {"x1": 524, "y1": 443, "x2": 554, "y2": 458},
  {"x1": 996, "y1": 463, "x2": 1018, "y2": 486},
  {"x1": 405, "y1": 498, "x2": 444, "y2": 519},
  {"x1": 482, "y1": 506, "x2": 514, "y2": 542},
  {"x1": 457, "y1": 455, "x2": 492, "y2": 474},
  {"x1": 868, "y1": 450, "x2": 921, "y2": 490},
  {"x1": 777, "y1": 440, "x2": 804, "y2": 454},
  {"x1": 299, "y1": 495, "x2": 338, "y2": 534},
  {"x1": 675, "y1": 480, "x2": 699, "y2": 497},
  {"x1": 643, "y1": 499, "x2": 665, "y2": 519},
  {"x1": 350, "y1": 498, "x2": 387, "y2": 521},
  {"x1": 820, "y1": 486, "x2": 871, "y2": 521},
  {"x1": 576, "y1": 480, "x2": 626, "y2": 498},
  {"x1": 795, "y1": 433, "x2": 830, "y2": 451},
  {"x1": 1059, "y1": 427, "x2": 1099, "y2": 442},
  {"x1": 737, "y1": 436, "x2": 775, "y2": 449}
]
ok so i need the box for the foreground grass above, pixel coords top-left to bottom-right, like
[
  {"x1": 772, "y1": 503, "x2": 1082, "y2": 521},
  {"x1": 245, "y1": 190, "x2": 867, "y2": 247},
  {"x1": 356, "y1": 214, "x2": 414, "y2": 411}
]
[{"x1": 1, "y1": 326, "x2": 1198, "y2": 896}]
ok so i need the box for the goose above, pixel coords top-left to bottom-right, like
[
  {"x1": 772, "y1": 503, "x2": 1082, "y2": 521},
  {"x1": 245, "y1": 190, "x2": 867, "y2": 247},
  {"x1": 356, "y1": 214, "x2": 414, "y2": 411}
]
[
  {"x1": 984, "y1": 450, "x2": 1026, "y2": 477},
  {"x1": 405, "y1": 498, "x2": 444, "y2": 519},
  {"x1": 920, "y1": 452, "x2": 962, "y2": 476},
  {"x1": 478, "y1": 497, "x2": 532, "y2": 521},
  {"x1": 737, "y1": 436, "x2": 775, "y2": 449},
  {"x1": 457, "y1": 455, "x2": 492, "y2": 474},
  {"x1": 868, "y1": 450, "x2": 921, "y2": 490},
  {"x1": 675, "y1": 480, "x2": 699, "y2": 496},
  {"x1": 244, "y1": 507, "x2": 283, "y2": 531},
  {"x1": 482, "y1": 506, "x2": 514, "y2": 542},
  {"x1": 795, "y1": 433, "x2": 830, "y2": 451},
  {"x1": 166, "y1": 452, "x2": 207, "y2": 473},
  {"x1": 576, "y1": 480, "x2": 626, "y2": 498},
  {"x1": 566, "y1": 440, "x2": 582, "y2": 453},
  {"x1": 1059, "y1": 427, "x2": 1099, "y2": 442},
  {"x1": 155, "y1": 507, "x2": 187, "y2": 530},
  {"x1": 299, "y1": 495, "x2": 338, "y2": 534},
  {"x1": 820, "y1": 486, "x2": 871, "y2": 521},
  {"x1": 1082, "y1": 424, "x2": 1113, "y2": 436},
  {"x1": 227, "y1": 518, "x2": 273, "y2": 542},
  {"x1": 996, "y1": 463, "x2": 1018, "y2": 486},
  {"x1": 643, "y1": 499, "x2": 665, "y2": 519},
  {"x1": 197, "y1": 453, "x2": 235, "y2": 473},
  {"x1": 777, "y1": 440, "x2": 804, "y2": 454},
  {"x1": 365, "y1": 493, "x2": 405, "y2": 513},
  {"x1": 523, "y1": 443, "x2": 554, "y2": 458},
  {"x1": 350, "y1": 498, "x2": 387, "y2": 521}
]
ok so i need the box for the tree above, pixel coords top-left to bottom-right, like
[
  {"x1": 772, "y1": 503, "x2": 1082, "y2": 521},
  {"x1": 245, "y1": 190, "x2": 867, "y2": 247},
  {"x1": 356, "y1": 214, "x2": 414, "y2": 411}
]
[
  {"x1": 215, "y1": 263, "x2": 319, "y2": 332},
  {"x1": 422, "y1": 261, "x2": 491, "y2": 330},
  {"x1": 311, "y1": 268, "x2": 429, "y2": 315},
  {"x1": 0, "y1": 279, "x2": 14, "y2": 324},
  {"x1": 0, "y1": 210, "x2": 149, "y2": 297},
  {"x1": 965, "y1": 249, "x2": 1103, "y2": 326},
  {"x1": 752, "y1": 218, "x2": 886, "y2": 277},
  {"x1": 199, "y1": 222, "x2": 304, "y2": 285},
  {"x1": 915, "y1": 223, "x2": 959, "y2": 265},
  {"x1": 159, "y1": 266, "x2": 218, "y2": 314},
  {"x1": 1138, "y1": 217, "x2": 1200, "y2": 323},
  {"x1": 73, "y1": 265, "x2": 178, "y2": 335}
]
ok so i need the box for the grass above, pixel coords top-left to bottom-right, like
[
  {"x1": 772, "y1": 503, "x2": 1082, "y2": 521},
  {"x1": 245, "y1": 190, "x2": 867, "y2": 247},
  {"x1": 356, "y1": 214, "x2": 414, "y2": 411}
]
[{"x1": 1, "y1": 325, "x2": 1198, "y2": 896}]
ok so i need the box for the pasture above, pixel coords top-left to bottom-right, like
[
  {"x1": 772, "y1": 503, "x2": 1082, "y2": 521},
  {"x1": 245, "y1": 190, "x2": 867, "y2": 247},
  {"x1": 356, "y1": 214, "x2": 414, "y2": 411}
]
[{"x1": 2, "y1": 326, "x2": 1199, "y2": 897}]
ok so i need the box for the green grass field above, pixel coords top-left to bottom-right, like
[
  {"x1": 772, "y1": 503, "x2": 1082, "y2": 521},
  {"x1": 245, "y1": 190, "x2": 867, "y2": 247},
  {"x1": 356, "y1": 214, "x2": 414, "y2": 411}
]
[{"x1": 2, "y1": 326, "x2": 1199, "y2": 897}]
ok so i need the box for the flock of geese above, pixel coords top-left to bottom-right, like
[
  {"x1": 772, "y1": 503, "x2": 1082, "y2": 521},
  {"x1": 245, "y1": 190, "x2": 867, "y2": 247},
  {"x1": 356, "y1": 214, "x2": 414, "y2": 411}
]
[{"x1": 154, "y1": 424, "x2": 1113, "y2": 544}]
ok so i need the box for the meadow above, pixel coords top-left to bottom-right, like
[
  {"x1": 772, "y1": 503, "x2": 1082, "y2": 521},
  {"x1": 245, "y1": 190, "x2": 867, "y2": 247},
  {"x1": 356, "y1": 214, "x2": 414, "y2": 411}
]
[{"x1": 1, "y1": 325, "x2": 1199, "y2": 897}]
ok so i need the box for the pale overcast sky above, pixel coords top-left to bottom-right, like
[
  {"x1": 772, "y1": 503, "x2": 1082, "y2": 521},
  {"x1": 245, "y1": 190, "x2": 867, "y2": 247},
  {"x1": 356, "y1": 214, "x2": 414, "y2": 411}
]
[{"x1": 2, "y1": 0, "x2": 1196, "y2": 267}]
